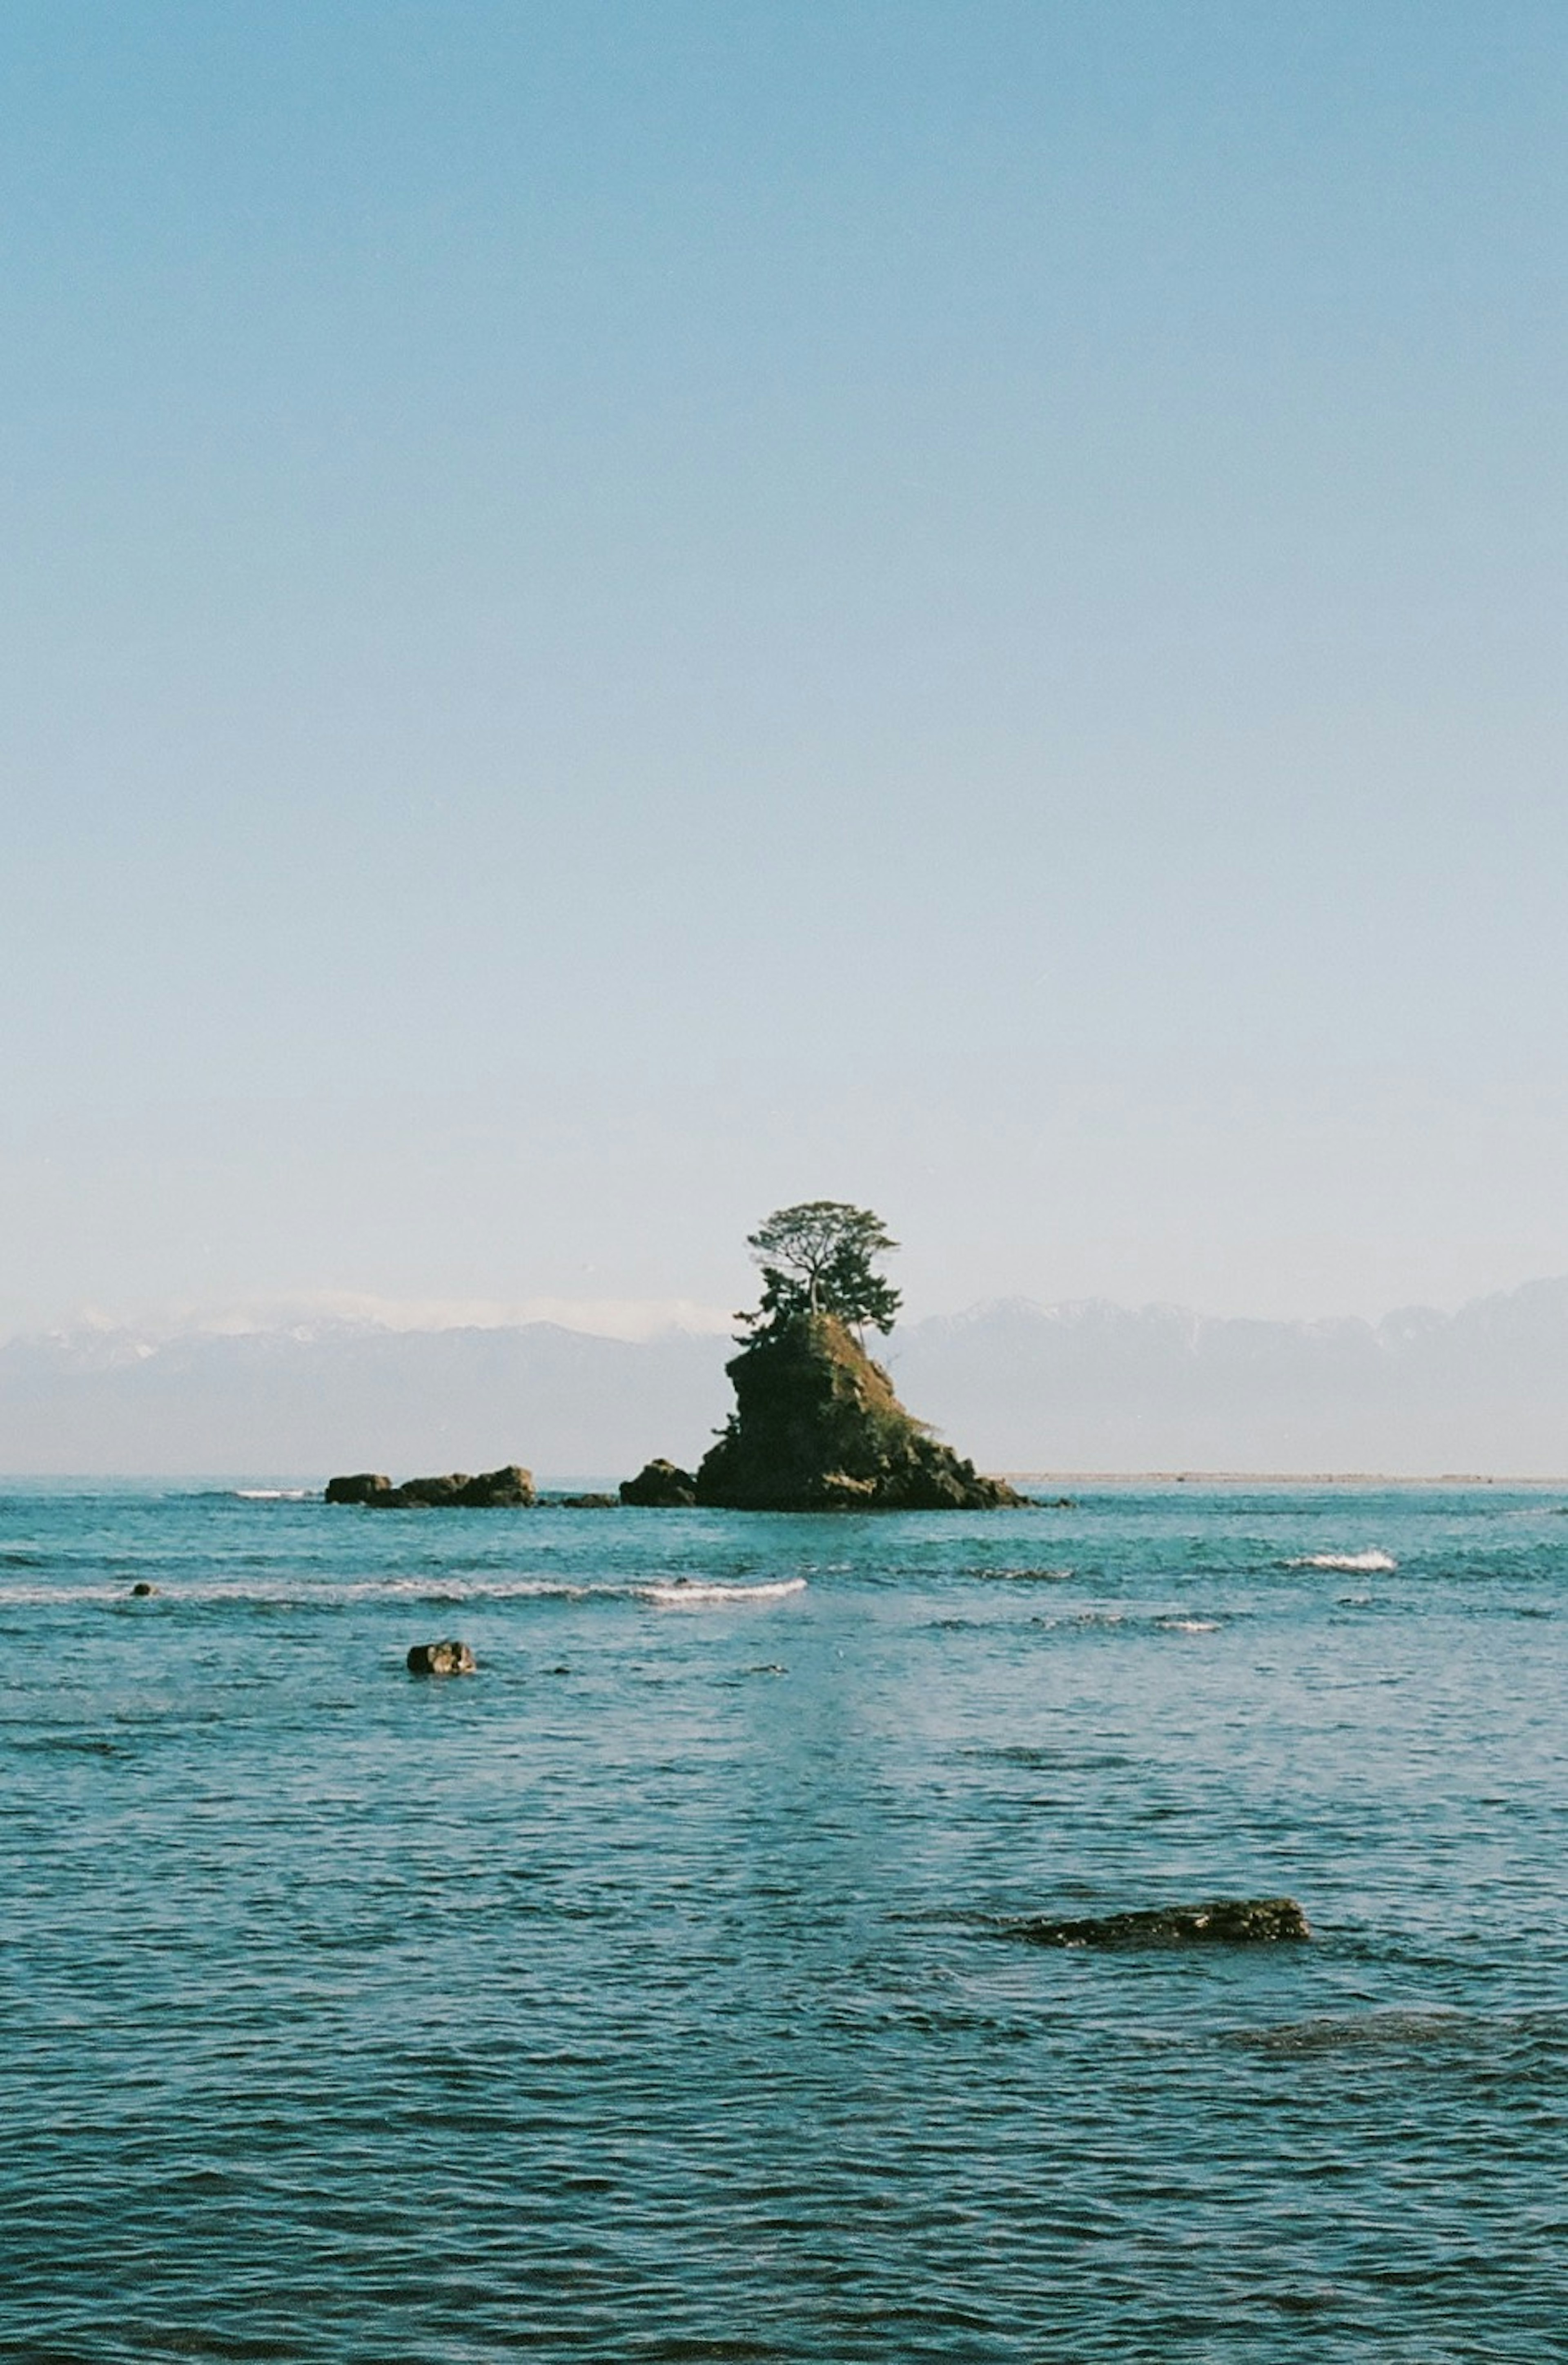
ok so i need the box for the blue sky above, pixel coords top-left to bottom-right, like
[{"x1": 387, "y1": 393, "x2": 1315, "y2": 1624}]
[{"x1": 3, "y1": 2, "x2": 1565, "y2": 1334}]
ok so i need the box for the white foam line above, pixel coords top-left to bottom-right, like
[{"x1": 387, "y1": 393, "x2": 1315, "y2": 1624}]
[
  {"x1": 1287, "y1": 1551, "x2": 1397, "y2": 1572},
  {"x1": 641, "y1": 1578, "x2": 808, "y2": 1610}
]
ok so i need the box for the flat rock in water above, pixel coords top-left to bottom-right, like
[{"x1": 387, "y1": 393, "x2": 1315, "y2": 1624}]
[
  {"x1": 1007, "y1": 1897, "x2": 1311, "y2": 1948},
  {"x1": 406, "y1": 1639, "x2": 477, "y2": 1677}
]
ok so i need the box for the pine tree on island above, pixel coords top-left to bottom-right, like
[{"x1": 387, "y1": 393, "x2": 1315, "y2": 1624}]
[
  {"x1": 687, "y1": 1200, "x2": 1021, "y2": 1511},
  {"x1": 738, "y1": 1200, "x2": 903, "y2": 1343}
]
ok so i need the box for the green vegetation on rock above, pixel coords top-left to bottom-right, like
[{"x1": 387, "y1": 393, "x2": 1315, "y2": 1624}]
[{"x1": 739, "y1": 1199, "x2": 902, "y2": 1339}]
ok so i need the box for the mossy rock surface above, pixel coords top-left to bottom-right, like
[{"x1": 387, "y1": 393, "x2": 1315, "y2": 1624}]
[{"x1": 695, "y1": 1314, "x2": 1020, "y2": 1512}]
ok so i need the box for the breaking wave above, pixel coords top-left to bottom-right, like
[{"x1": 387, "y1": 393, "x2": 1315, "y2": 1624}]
[
  {"x1": 641, "y1": 1577, "x2": 808, "y2": 1610},
  {"x1": 1288, "y1": 1550, "x2": 1397, "y2": 1572},
  {"x1": 0, "y1": 1572, "x2": 810, "y2": 1612}
]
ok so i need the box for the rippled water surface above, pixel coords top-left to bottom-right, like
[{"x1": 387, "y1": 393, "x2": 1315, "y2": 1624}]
[{"x1": 4, "y1": 1482, "x2": 1565, "y2": 2362}]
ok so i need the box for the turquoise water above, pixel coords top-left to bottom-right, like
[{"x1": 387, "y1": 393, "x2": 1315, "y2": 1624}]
[{"x1": 3, "y1": 1483, "x2": 1564, "y2": 2362}]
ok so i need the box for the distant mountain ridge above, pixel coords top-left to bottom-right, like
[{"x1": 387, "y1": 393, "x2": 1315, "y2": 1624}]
[
  {"x1": 884, "y1": 1281, "x2": 1568, "y2": 1475},
  {"x1": 3, "y1": 1281, "x2": 1568, "y2": 1476},
  {"x1": 0, "y1": 1319, "x2": 732, "y2": 1480}
]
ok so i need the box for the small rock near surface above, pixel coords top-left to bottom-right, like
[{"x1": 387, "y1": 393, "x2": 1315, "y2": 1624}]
[
  {"x1": 406, "y1": 1639, "x2": 477, "y2": 1677},
  {"x1": 1006, "y1": 1897, "x2": 1310, "y2": 1948},
  {"x1": 620, "y1": 1459, "x2": 699, "y2": 1507},
  {"x1": 130, "y1": 1581, "x2": 156, "y2": 1597}
]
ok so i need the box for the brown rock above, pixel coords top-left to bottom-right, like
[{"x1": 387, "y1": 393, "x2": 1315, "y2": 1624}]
[
  {"x1": 619, "y1": 1459, "x2": 699, "y2": 1507},
  {"x1": 325, "y1": 1472, "x2": 393, "y2": 1505},
  {"x1": 695, "y1": 1314, "x2": 1021, "y2": 1512},
  {"x1": 328, "y1": 1466, "x2": 535, "y2": 1508}
]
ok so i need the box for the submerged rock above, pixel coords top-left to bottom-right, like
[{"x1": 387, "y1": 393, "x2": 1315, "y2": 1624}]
[
  {"x1": 1006, "y1": 1897, "x2": 1311, "y2": 1948},
  {"x1": 327, "y1": 1465, "x2": 536, "y2": 1508},
  {"x1": 619, "y1": 1459, "x2": 699, "y2": 1507},
  {"x1": 695, "y1": 1313, "x2": 1020, "y2": 1512},
  {"x1": 406, "y1": 1639, "x2": 477, "y2": 1677}
]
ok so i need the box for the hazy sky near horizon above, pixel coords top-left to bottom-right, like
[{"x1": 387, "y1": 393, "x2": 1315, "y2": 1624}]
[{"x1": 4, "y1": 1, "x2": 1566, "y2": 1337}]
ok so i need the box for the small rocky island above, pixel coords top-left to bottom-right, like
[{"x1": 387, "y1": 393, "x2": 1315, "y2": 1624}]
[
  {"x1": 695, "y1": 1308, "x2": 1019, "y2": 1510},
  {"x1": 326, "y1": 1204, "x2": 1018, "y2": 1514},
  {"x1": 634, "y1": 1200, "x2": 1021, "y2": 1512}
]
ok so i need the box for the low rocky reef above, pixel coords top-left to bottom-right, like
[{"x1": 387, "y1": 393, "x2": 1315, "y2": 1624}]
[
  {"x1": 684, "y1": 1313, "x2": 1020, "y2": 1512},
  {"x1": 1004, "y1": 1897, "x2": 1311, "y2": 1948},
  {"x1": 327, "y1": 1465, "x2": 535, "y2": 1509}
]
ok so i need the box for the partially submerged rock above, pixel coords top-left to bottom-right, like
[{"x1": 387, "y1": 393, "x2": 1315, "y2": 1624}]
[
  {"x1": 555, "y1": 1492, "x2": 619, "y2": 1509},
  {"x1": 327, "y1": 1465, "x2": 536, "y2": 1508},
  {"x1": 129, "y1": 1580, "x2": 156, "y2": 1597},
  {"x1": 1006, "y1": 1897, "x2": 1311, "y2": 1949},
  {"x1": 620, "y1": 1459, "x2": 699, "y2": 1507},
  {"x1": 406, "y1": 1639, "x2": 477, "y2": 1677},
  {"x1": 695, "y1": 1314, "x2": 1020, "y2": 1512}
]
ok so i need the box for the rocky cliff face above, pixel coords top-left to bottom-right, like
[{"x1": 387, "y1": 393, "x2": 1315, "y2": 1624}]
[{"x1": 695, "y1": 1314, "x2": 1020, "y2": 1510}]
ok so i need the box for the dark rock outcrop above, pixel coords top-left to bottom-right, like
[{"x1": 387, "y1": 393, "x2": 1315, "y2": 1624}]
[
  {"x1": 1005, "y1": 1897, "x2": 1311, "y2": 1948},
  {"x1": 130, "y1": 1580, "x2": 156, "y2": 1597},
  {"x1": 619, "y1": 1458, "x2": 699, "y2": 1507},
  {"x1": 554, "y1": 1492, "x2": 619, "y2": 1509},
  {"x1": 695, "y1": 1313, "x2": 1021, "y2": 1512},
  {"x1": 406, "y1": 1639, "x2": 477, "y2": 1676},
  {"x1": 325, "y1": 1472, "x2": 393, "y2": 1505},
  {"x1": 327, "y1": 1465, "x2": 536, "y2": 1508}
]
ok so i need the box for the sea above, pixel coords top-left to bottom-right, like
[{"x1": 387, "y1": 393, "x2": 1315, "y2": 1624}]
[{"x1": 3, "y1": 1480, "x2": 1564, "y2": 2364}]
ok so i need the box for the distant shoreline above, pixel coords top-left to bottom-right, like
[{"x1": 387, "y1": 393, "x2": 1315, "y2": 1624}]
[{"x1": 1001, "y1": 1470, "x2": 1568, "y2": 1488}]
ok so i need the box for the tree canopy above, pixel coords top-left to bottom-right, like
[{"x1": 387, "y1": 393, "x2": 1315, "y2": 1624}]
[{"x1": 740, "y1": 1200, "x2": 902, "y2": 1338}]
